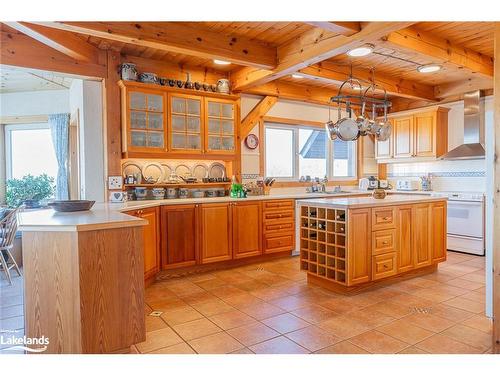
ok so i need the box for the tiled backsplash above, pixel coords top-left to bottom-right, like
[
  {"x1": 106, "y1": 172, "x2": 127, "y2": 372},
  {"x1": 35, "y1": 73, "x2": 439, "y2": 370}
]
[{"x1": 386, "y1": 159, "x2": 486, "y2": 192}]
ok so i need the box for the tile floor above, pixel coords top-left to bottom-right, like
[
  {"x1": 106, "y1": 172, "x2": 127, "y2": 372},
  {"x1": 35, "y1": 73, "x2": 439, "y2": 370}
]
[{"x1": 0, "y1": 251, "x2": 494, "y2": 354}]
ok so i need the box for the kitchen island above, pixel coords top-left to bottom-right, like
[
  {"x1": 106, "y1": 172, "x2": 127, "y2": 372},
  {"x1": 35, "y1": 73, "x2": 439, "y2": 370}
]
[
  {"x1": 18, "y1": 208, "x2": 147, "y2": 354},
  {"x1": 297, "y1": 195, "x2": 448, "y2": 294}
]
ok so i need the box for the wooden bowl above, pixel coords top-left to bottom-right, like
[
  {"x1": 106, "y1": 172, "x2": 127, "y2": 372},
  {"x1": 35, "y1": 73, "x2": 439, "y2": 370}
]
[
  {"x1": 48, "y1": 200, "x2": 95, "y2": 212},
  {"x1": 372, "y1": 189, "x2": 387, "y2": 199}
]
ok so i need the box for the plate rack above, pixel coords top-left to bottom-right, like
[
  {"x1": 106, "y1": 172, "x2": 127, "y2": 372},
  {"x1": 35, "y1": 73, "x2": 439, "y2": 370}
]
[{"x1": 299, "y1": 205, "x2": 347, "y2": 285}]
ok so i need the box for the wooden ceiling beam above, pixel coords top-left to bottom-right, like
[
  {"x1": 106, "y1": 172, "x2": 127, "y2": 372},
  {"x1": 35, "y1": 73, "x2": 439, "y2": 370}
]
[
  {"x1": 30, "y1": 22, "x2": 277, "y2": 69},
  {"x1": 434, "y1": 76, "x2": 493, "y2": 98},
  {"x1": 0, "y1": 23, "x2": 107, "y2": 78},
  {"x1": 240, "y1": 96, "x2": 278, "y2": 138},
  {"x1": 304, "y1": 22, "x2": 361, "y2": 36},
  {"x1": 243, "y1": 80, "x2": 334, "y2": 106},
  {"x1": 297, "y1": 61, "x2": 436, "y2": 101},
  {"x1": 4, "y1": 22, "x2": 101, "y2": 63},
  {"x1": 232, "y1": 22, "x2": 414, "y2": 92},
  {"x1": 383, "y1": 26, "x2": 494, "y2": 78}
]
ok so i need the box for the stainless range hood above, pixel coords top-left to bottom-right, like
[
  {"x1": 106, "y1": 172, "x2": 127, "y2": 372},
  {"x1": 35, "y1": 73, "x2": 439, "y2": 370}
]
[{"x1": 441, "y1": 90, "x2": 485, "y2": 160}]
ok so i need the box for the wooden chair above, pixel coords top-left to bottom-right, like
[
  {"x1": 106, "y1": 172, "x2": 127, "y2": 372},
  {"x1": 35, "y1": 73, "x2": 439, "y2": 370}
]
[{"x1": 0, "y1": 207, "x2": 22, "y2": 285}]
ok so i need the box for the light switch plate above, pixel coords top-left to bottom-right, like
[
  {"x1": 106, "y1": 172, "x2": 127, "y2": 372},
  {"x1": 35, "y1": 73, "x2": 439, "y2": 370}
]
[{"x1": 108, "y1": 176, "x2": 123, "y2": 189}]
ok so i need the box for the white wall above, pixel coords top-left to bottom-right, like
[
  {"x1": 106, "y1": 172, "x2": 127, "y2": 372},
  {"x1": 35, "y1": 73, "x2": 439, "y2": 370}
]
[
  {"x1": 69, "y1": 80, "x2": 105, "y2": 202},
  {"x1": 0, "y1": 90, "x2": 70, "y2": 117}
]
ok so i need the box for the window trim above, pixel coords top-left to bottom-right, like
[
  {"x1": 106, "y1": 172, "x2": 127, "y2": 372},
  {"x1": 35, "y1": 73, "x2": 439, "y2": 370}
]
[
  {"x1": 263, "y1": 120, "x2": 358, "y2": 182},
  {"x1": 5, "y1": 122, "x2": 51, "y2": 180}
]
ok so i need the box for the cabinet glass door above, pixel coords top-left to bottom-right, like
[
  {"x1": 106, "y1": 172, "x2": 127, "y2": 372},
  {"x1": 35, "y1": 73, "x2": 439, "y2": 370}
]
[
  {"x1": 169, "y1": 95, "x2": 202, "y2": 151},
  {"x1": 128, "y1": 91, "x2": 165, "y2": 150},
  {"x1": 206, "y1": 100, "x2": 235, "y2": 153}
]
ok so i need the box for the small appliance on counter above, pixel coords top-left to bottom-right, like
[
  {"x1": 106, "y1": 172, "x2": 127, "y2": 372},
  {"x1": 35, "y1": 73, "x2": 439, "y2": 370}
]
[
  {"x1": 378, "y1": 180, "x2": 392, "y2": 189},
  {"x1": 396, "y1": 180, "x2": 419, "y2": 191},
  {"x1": 358, "y1": 178, "x2": 369, "y2": 191},
  {"x1": 368, "y1": 176, "x2": 379, "y2": 190}
]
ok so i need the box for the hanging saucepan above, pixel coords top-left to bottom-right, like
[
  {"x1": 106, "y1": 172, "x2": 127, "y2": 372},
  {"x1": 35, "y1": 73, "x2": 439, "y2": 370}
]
[
  {"x1": 355, "y1": 101, "x2": 370, "y2": 136},
  {"x1": 336, "y1": 117, "x2": 360, "y2": 141},
  {"x1": 375, "y1": 122, "x2": 392, "y2": 141},
  {"x1": 325, "y1": 120, "x2": 337, "y2": 141}
]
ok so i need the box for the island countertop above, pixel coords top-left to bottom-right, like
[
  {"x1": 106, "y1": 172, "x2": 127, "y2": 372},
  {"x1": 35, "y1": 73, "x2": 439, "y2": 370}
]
[
  {"x1": 18, "y1": 206, "x2": 147, "y2": 232},
  {"x1": 296, "y1": 194, "x2": 447, "y2": 209}
]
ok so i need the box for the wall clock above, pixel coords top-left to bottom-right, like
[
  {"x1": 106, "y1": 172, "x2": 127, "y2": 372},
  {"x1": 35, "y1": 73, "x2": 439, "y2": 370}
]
[{"x1": 244, "y1": 134, "x2": 259, "y2": 149}]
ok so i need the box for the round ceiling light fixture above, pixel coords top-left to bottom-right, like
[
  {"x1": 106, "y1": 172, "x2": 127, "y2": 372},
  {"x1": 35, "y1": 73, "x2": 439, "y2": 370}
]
[
  {"x1": 291, "y1": 73, "x2": 304, "y2": 79},
  {"x1": 346, "y1": 44, "x2": 375, "y2": 57},
  {"x1": 417, "y1": 64, "x2": 442, "y2": 73},
  {"x1": 213, "y1": 59, "x2": 231, "y2": 65}
]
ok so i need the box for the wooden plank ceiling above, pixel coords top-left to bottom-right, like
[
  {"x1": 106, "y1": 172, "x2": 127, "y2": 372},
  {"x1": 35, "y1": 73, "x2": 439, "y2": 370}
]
[{"x1": 2, "y1": 21, "x2": 495, "y2": 109}]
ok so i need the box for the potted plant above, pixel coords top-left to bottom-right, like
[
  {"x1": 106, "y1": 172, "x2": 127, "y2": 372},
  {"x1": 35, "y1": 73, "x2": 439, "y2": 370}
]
[{"x1": 6, "y1": 174, "x2": 55, "y2": 208}]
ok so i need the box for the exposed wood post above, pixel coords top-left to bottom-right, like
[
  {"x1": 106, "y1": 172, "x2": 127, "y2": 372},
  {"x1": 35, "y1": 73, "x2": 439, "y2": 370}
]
[
  {"x1": 377, "y1": 163, "x2": 387, "y2": 180},
  {"x1": 104, "y1": 50, "x2": 122, "y2": 188},
  {"x1": 240, "y1": 96, "x2": 278, "y2": 138},
  {"x1": 493, "y1": 22, "x2": 500, "y2": 354}
]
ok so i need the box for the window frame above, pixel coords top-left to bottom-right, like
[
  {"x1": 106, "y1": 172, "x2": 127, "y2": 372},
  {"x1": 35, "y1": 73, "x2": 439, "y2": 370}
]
[
  {"x1": 5, "y1": 122, "x2": 53, "y2": 180},
  {"x1": 263, "y1": 120, "x2": 358, "y2": 182}
]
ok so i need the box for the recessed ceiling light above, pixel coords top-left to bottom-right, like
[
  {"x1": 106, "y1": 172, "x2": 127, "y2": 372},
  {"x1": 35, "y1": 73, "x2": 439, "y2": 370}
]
[
  {"x1": 213, "y1": 59, "x2": 231, "y2": 65},
  {"x1": 417, "y1": 64, "x2": 442, "y2": 73},
  {"x1": 291, "y1": 74, "x2": 304, "y2": 79},
  {"x1": 346, "y1": 44, "x2": 375, "y2": 57}
]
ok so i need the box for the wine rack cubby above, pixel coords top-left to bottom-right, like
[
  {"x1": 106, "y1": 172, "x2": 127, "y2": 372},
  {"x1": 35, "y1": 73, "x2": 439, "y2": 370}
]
[{"x1": 300, "y1": 205, "x2": 347, "y2": 285}]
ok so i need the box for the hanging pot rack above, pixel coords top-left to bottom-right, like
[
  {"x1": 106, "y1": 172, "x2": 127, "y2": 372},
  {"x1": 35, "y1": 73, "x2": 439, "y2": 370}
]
[{"x1": 325, "y1": 67, "x2": 393, "y2": 143}]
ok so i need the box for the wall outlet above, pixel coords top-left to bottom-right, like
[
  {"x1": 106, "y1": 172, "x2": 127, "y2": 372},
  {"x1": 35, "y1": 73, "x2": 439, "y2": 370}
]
[{"x1": 108, "y1": 176, "x2": 123, "y2": 189}]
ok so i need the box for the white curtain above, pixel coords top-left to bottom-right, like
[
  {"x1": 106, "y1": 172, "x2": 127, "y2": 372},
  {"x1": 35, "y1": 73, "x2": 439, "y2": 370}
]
[{"x1": 49, "y1": 113, "x2": 70, "y2": 200}]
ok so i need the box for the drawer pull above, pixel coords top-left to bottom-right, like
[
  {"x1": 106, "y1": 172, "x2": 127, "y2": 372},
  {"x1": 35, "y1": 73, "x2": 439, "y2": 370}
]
[
  {"x1": 383, "y1": 264, "x2": 389, "y2": 269},
  {"x1": 382, "y1": 217, "x2": 390, "y2": 221},
  {"x1": 382, "y1": 241, "x2": 388, "y2": 245}
]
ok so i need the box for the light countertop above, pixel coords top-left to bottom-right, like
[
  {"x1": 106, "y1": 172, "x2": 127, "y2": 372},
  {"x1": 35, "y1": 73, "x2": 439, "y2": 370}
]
[
  {"x1": 296, "y1": 194, "x2": 447, "y2": 209},
  {"x1": 18, "y1": 206, "x2": 147, "y2": 232},
  {"x1": 17, "y1": 190, "x2": 443, "y2": 232}
]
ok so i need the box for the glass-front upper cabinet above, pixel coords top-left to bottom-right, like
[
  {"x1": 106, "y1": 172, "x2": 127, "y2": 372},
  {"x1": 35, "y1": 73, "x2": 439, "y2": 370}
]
[
  {"x1": 168, "y1": 94, "x2": 202, "y2": 152},
  {"x1": 127, "y1": 90, "x2": 167, "y2": 152},
  {"x1": 205, "y1": 99, "x2": 236, "y2": 153}
]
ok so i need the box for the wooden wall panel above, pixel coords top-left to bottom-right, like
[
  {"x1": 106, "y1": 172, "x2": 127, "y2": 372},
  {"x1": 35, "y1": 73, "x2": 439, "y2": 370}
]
[{"x1": 104, "y1": 50, "x2": 122, "y2": 177}]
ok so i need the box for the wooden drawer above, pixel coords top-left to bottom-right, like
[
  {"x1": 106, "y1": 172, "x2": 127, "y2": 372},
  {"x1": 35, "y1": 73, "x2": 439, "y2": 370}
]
[
  {"x1": 263, "y1": 200, "x2": 294, "y2": 211},
  {"x1": 372, "y1": 207, "x2": 396, "y2": 230},
  {"x1": 372, "y1": 229, "x2": 396, "y2": 255},
  {"x1": 264, "y1": 234, "x2": 294, "y2": 253},
  {"x1": 264, "y1": 222, "x2": 294, "y2": 234},
  {"x1": 372, "y1": 252, "x2": 397, "y2": 280},
  {"x1": 263, "y1": 210, "x2": 294, "y2": 223}
]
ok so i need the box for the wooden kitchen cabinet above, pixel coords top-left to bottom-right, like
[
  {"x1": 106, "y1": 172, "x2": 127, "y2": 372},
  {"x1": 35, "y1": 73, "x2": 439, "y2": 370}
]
[
  {"x1": 124, "y1": 207, "x2": 160, "y2": 281},
  {"x1": 396, "y1": 205, "x2": 414, "y2": 273},
  {"x1": 160, "y1": 204, "x2": 198, "y2": 269},
  {"x1": 412, "y1": 203, "x2": 432, "y2": 268},
  {"x1": 347, "y1": 208, "x2": 371, "y2": 285},
  {"x1": 232, "y1": 201, "x2": 262, "y2": 259},
  {"x1": 119, "y1": 81, "x2": 240, "y2": 159},
  {"x1": 262, "y1": 199, "x2": 295, "y2": 254},
  {"x1": 393, "y1": 116, "x2": 414, "y2": 158},
  {"x1": 431, "y1": 201, "x2": 447, "y2": 262},
  {"x1": 200, "y1": 203, "x2": 232, "y2": 264},
  {"x1": 121, "y1": 87, "x2": 167, "y2": 154},
  {"x1": 375, "y1": 107, "x2": 449, "y2": 162}
]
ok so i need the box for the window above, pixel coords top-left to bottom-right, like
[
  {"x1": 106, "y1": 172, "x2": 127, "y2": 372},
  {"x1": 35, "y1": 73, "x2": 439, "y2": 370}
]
[
  {"x1": 5, "y1": 123, "x2": 58, "y2": 181},
  {"x1": 264, "y1": 122, "x2": 357, "y2": 180}
]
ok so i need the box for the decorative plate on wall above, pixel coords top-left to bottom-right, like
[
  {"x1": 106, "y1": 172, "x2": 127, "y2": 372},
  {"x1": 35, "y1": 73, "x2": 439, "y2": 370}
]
[
  {"x1": 192, "y1": 163, "x2": 208, "y2": 181},
  {"x1": 244, "y1": 134, "x2": 259, "y2": 149},
  {"x1": 141, "y1": 162, "x2": 163, "y2": 184},
  {"x1": 208, "y1": 162, "x2": 226, "y2": 179},
  {"x1": 175, "y1": 164, "x2": 192, "y2": 178},
  {"x1": 122, "y1": 162, "x2": 142, "y2": 182}
]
